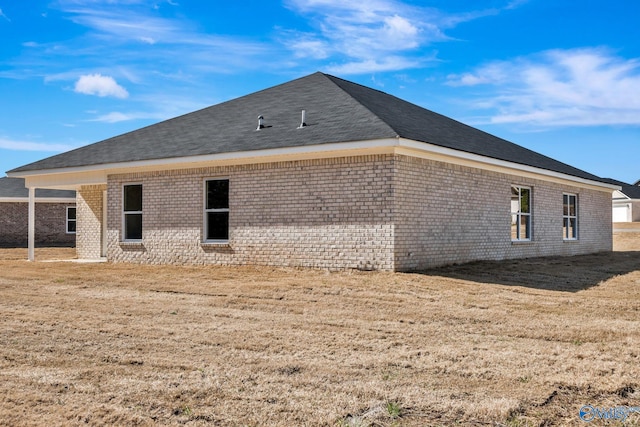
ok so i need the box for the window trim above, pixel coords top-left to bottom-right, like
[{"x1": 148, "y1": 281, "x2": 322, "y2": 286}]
[
  {"x1": 563, "y1": 193, "x2": 579, "y2": 241},
  {"x1": 511, "y1": 185, "x2": 532, "y2": 242},
  {"x1": 66, "y1": 206, "x2": 77, "y2": 235},
  {"x1": 203, "y1": 178, "x2": 230, "y2": 244},
  {"x1": 122, "y1": 183, "x2": 143, "y2": 242}
]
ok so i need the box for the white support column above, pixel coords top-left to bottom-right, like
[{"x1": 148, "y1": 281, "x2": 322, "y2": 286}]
[{"x1": 28, "y1": 187, "x2": 35, "y2": 261}]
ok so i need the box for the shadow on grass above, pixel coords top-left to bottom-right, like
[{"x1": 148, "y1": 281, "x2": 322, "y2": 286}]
[{"x1": 420, "y1": 251, "x2": 640, "y2": 292}]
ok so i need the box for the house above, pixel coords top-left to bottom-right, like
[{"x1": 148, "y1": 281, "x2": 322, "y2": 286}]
[
  {"x1": 6, "y1": 72, "x2": 617, "y2": 270},
  {"x1": 0, "y1": 177, "x2": 76, "y2": 247},
  {"x1": 601, "y1": 178, "x2": 640, "y2": 223}
]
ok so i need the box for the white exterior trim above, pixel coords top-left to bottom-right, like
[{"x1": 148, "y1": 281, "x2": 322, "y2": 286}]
[
  {"x1": 8, "y1": 138, "x2": 620, "y2": 193},
  {"x1": 122, "y1": 183, "x2": 143, "y2": 242},
  {"x1": 28, "y1": 188, "x2": 35, "y2": 262},
  {"x1": 66, "y1": 206, "x2": 77, "y2": 235},
  {"x1": 0, "y1": 197, "x2": 76, "y2": 203},
  {"x1": 202, "y1": 177, "x2": 230, "y2": 244}
]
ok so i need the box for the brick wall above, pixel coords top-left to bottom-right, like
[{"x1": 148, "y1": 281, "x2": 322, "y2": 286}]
[
  {"x1": 393, "y1": 155, "x2": 612, "y2": 270},
  {"x1": 633, "y1": 201, "x2": 640, "y2": 222},
  {"x1": 0, "y1": 202, "x2": 76, "y2": 247},
  {"x1": 77, "y1": 185, "x2": 106, "y2": 259},
  {"x1": 77, "y1": 153, "x2": 612, "y2": 270},
  {"x1": 106, "y1": 155, "x2": 395, "y2": 270}
]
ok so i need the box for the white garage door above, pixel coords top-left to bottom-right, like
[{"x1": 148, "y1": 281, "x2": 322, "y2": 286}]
[{"x1": 613, "y1": 205, "x2": 629, "y2": 222}]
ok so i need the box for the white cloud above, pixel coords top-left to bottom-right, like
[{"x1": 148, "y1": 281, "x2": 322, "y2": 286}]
[
  {"x1": 38, "y1": 2, "x2": 269, "y2": 77},
  {"x1": 138, "y1": 36, "x2": 156, "y2": 44},
  {"x1": 64, "y1": 8, "x2": 178, "y2": 44},
  {"x1": 89, "y1": 111, "x2": 169, "y2": 123},
  {"x1": 327, "y1": 56, "x2": 421, "y2": 74},
  {"x1": 87, "y1": 94, "x2": 209, "y2": 123},
  {"x1": 286, "y1": 36, "x2": 331, "y2": 59},
  {"x1": 91, "y1": 112, "x2": 132, "y2": 123},
  {"x1": 0, "y1": 138, "x2": 74, "y2": 152},
  {"x1": 74, "y1": 74, "x2": 129, "y2": 98},
  {"x1": 283, "y1": 0, "x2": 517, "y2": 74},
  {"x1": 0, "y1": 7, "x2": 9, "y2": 21},
  {"x1": 281, "y1": 2, "x2": 428, "y2": 74},
  {"x1": 447, "y1": 48, "x2": 640, "y2": 126}
]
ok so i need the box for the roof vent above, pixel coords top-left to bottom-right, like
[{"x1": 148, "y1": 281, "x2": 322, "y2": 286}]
[
  {"x1": 256, "y1": 115, "x2": 264, "y2": 130},
  {"x1": 297, "y1": 110, "x2": 307, "y2": 129}
]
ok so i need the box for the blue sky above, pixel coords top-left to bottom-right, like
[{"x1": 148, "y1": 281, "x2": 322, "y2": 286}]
[{"x1": 1, "y1": 0, "x2": 639, "y2": 182}]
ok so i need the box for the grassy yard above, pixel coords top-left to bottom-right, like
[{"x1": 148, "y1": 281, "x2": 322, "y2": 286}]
[{"x1": 1, "y1": 244, "x2": 639, "y2": 426}]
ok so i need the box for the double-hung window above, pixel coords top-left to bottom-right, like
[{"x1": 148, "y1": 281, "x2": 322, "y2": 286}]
[
  {"x1": 511, "y1": 186, "x2": 532, "y2": 241},
  {"x1": 563, "y1": 194, "x2": 578, "y2": 240},
  {"x1": 204, "y1": 179, "x2": 229, "y2": 242},
  {"x1": 66, "y1": 206, "x2": 76, "y2": 234},
  {"x1": 123, "y1": 184, "x2": 143, "y2": 241}
]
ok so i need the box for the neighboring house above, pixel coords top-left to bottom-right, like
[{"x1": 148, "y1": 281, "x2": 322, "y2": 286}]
[
  {"x1": 0, "y1": 177, "x2": 76, "y2": 247},
  {"x1": 601, "y1": 178, "x2": 640, "y2": 223},
  {"x1": 7, "y1": 72, "x2": 617, "y2": 270}
]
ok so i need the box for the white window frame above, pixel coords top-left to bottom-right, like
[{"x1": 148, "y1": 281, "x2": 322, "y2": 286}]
[
  {"x1": 203, "y1": 178, "x2": 229, "y2": 243},
  {"x1": 563, "y1": 193, "x2": 578, "y2": 240},
  {"x1": 66, "y1": 206, "x2": 77, "y2": 234},
  {"x1": 122, "y1": 183, "x2": 143, "y2": 242},
  {"x1": 511, "y1": 186, "x2": 532, "y2": 241}
]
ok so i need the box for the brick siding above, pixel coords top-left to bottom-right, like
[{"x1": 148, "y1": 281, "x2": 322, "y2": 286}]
[
  {"x1": 76, "y1": 153, "x2": 613, "y2": 270},
  {"x1": 77, "y1": 185, "x2": 106, "y2": 259},
  {"x1": 107, "y1": 155, "x2": 395, "y2": 270},
  {"x1": 394, "y1": 155, "x2": 612, "y2": 270},
  {"x1": 0, "y1": 202, "x2": 76, "y2": 247}
]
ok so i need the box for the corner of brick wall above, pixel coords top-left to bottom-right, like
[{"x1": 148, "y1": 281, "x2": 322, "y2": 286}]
[{"x1": 77, "y1": 185, "x2": 106, "y2": 259}]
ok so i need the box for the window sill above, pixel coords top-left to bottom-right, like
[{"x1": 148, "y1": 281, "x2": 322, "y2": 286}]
[
  {"x1": 201, "y1": 241, "x2": 230, "y2": 247},
  {"x1": 119, "y1": 241, "x2": 144, "y2": 247},
  {"x1": 563, "y1": 239, "x2": 579, "y2": 243},
  {"x1": 511, "y1": 240, "x2": 534, "y2": 245}
]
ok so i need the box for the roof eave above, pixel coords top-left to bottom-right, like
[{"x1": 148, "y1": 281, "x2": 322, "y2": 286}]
[
  {"x1": 0, "y1": 197, "x2": 76, "y2": 203},
  {"x1": 396, "y1": 138, "x2": 620, "y2": 192},
  {"x1": 7, "y1": 137, "x2": 619, "y2": 192}
]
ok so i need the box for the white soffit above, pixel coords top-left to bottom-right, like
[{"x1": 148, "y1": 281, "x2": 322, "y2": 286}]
[
  {"x1": 10, "y1": 138, "x2": 619, "y2": 192},
  {"x1": 0, "y1": 197, "x2": 76, "y2": 203}
]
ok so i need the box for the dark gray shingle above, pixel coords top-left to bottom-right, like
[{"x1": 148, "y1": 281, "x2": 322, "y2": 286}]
[
  {"x1": 0, "y1": 177, "x2": 76, "y2": 198},
  {"x1": 9, "y1": 72, "x2": 606, "y2": 183},
  {"x1": 600, "y1": 178, "x2": 640, "y2": 199}
]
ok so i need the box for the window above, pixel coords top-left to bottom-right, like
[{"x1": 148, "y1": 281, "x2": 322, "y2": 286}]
[
  {"x1": 204, "y1": 179, "x2": 229, "y2": 242},
  {"x1": 511, "y1": 186, "x2": 532, "y2": 241},
  {"x1": 123, "y1": 184, "x2": 142, "y2": 241},
  {"x1": 563, "y1": 194, "x2": 578, "y2": 240},
  {"x1": 66, "y1": 206, "x2": 76, "y2": 234}
]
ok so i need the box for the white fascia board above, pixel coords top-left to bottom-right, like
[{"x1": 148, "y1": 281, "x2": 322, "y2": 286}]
[
  {"x1": 7, "y1": 137, "x2": 618, "y2": 192},
  {"x1": 0, "y1": 197, "x2": 76, "y2": 203},
  {"x1": 396, "y1": 139, "x2": 620, "y2": 192},
  {"x1": 613, "y1": 190, "x2": 631, "y2": 200},
  {"x1": 7, "y1": 138, "x2": 398, "y2": 181},
  {"x1": 8, "y1": 139, "x2": 398, "y2": 185}
]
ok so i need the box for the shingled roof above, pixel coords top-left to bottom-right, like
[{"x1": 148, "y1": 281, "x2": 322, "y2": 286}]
[
  {"x1": 0, "y1": 177, "x2": 75, "y2": 198},
  {"x1": 9, "y1": 72, "x2": 606, "y2": 183},
  {"x1": 601, "y1": 178, "x2": 640, "y2": 199}
]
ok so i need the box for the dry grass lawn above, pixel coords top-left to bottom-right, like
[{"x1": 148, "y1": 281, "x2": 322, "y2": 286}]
[{"x1": 1, "y1": 238, "x2": 640, "y2": 426}]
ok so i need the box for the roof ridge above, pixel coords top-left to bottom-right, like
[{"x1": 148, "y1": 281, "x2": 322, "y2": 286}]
[{"x1": 321, "y1": 73, "x2": 401, "y2": 138}]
